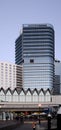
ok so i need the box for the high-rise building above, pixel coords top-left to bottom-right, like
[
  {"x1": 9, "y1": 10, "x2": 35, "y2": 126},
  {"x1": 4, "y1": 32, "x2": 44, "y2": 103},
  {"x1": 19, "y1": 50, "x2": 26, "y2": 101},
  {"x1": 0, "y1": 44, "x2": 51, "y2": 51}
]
[
  {"x1": 0, "y1": 62, "x2": 22, "y2": 89},
  {"x1": 54, "y1": 60, "x2": 61, "y2": 94},
  {"x1": 15, "y1": 24, "x2": 55, "y2": 90}
]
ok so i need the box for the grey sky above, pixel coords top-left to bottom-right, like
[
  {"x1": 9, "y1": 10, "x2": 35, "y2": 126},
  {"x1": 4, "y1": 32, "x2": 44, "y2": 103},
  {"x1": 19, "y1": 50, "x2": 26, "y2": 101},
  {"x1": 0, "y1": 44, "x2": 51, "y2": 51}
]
[{"x1": 0, "y1": 0, "x2": 61, "y2": 63}]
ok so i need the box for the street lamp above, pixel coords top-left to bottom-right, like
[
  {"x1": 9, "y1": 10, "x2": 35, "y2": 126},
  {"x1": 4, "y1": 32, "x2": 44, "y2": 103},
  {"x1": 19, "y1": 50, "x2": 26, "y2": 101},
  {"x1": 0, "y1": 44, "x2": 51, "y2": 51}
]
[
  {"x1": 38, "y1": 104, "x2": 41, "y2": 125},
  {"x1": 47, "y1": 113, "x2": 51, "y2": 130}
]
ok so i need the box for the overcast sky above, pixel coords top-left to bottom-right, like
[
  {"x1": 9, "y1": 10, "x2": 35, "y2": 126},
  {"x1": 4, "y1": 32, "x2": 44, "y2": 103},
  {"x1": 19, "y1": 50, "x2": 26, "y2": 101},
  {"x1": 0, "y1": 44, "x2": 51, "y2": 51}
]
[{"x1": 0, "y1": 0, "x2": 61, "y2": 63}]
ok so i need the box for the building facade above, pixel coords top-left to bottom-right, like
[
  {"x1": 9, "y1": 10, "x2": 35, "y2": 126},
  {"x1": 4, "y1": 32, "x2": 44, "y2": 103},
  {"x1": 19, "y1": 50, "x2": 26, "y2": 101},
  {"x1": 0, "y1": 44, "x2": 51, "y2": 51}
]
[
  {"x1": 0, "y1": 62, "x2": 22, "y2": 90},
  {"x1": 15, "y1": 24, "x2": 55, "y2": 90},
  {"x1": 54, "y1": 60, "x2": 61, "y2": 94},
  {"x1": 0, "y1": 87, "x2": 51, "y2": 102}
]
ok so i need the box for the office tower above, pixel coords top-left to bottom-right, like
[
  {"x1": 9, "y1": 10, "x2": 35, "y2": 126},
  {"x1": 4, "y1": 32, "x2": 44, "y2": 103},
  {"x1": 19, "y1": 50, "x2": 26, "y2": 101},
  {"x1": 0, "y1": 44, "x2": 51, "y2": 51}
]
[
  {"x1": 55, "y1": 60, "x2": 61, "y2": 94},
  {"x1": 0, "y1": 62, "x2": 22, "y2": 89},
  {"x1": 15, "y1": 24, "x2": 55, "y2": 90}
]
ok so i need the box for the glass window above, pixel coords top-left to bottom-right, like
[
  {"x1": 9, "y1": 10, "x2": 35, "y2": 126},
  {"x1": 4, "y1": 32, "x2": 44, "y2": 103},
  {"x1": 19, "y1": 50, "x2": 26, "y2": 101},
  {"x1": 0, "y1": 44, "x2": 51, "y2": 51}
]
[{"x1": 30, "y1": 59, "x2": 34, "y2": 63}]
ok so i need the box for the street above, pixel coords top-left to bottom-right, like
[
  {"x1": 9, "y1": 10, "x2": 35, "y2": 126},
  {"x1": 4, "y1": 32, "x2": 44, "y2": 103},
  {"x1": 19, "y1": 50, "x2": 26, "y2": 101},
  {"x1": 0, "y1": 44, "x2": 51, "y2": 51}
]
[
  {"x1": 12, "y1": 118, "x2": 57, "y2": 130},
  {"x1": 13, "y1": 122, "x2": 33, "y2": 130},
  {"x1": 12, "y1": 120, "x2": 48, "y2": 130}
]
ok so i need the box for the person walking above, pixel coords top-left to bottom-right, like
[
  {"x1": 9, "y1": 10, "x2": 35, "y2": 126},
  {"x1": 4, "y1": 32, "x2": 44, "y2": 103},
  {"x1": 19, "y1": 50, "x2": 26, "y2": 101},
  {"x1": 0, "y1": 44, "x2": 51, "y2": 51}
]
[{"x1": 32, "y1": 122, "x2": 36, "y2": 130}]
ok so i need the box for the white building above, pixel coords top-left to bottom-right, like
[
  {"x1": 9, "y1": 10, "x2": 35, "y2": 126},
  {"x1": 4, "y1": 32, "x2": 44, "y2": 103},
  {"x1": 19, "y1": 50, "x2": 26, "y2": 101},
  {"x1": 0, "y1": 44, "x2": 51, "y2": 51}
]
[
  {"x1": 0, "y1": 62, "x2": 22, "y2": 90},
  {"x1": 0, "y1": 87, "x2": 51, "y2": 102}
]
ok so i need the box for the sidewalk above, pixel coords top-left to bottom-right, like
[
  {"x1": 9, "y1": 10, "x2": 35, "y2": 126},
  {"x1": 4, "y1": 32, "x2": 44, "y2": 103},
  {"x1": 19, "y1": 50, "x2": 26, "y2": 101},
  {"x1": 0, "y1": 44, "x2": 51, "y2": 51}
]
[
  {"x1": 36, "y1": 124, "x2": 57, "y2": 130},
  {"x1": 0, "y1": 120, "x2": 20, "y2": 130},
  {"x1": 35, "y1": 120, "x2": 47, "y2": 130},
  {"x1": 36, "y1": 119, "x2": 57, "y2": 130},
  {"x1": 36, "y1": 124, "x2": 46, "y2": 130}
]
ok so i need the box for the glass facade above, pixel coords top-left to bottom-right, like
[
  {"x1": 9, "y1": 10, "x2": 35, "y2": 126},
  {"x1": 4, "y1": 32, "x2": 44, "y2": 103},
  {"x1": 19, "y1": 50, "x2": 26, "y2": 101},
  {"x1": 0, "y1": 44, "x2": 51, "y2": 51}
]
[
  {"x1": 55, "y1": 61, "x2": 61, "y2": 94},
  {"x1": 15, "y1": 24, "x2": 54, "y2": 90}
]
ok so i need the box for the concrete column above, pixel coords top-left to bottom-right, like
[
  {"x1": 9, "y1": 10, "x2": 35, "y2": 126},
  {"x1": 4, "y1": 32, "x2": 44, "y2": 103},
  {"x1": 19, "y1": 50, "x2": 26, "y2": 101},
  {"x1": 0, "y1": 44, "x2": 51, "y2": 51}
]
[
  {"x1": 10, "y1": 113, "x2": 13, "y2": 120},
  {"x1": 3, "y1": 112, "x2": 6, "y2": 121},
  {"x1": 0, "y1": 112, "x2": 3, "y2": 120},
  {"x1": 57, "y1": 105, "x2": 61, "y2": 130}
]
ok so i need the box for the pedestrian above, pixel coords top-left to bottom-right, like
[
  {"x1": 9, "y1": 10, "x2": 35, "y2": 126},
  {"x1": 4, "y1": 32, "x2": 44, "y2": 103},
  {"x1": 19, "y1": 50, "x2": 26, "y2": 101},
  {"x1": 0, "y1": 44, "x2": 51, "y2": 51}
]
[{"x1": 32, "y1": 122, "x2": 36, "y2": 130}]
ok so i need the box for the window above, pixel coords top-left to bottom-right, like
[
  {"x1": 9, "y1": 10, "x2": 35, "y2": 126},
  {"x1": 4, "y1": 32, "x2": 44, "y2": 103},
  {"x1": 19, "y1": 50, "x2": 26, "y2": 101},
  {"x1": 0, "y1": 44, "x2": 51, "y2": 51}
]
[
  {"x1": 22, "y1": 59, "x2": 24, "y2": 63},
  {"x1": 30, "y1": 59, "x2": 34, "y2": 63}
]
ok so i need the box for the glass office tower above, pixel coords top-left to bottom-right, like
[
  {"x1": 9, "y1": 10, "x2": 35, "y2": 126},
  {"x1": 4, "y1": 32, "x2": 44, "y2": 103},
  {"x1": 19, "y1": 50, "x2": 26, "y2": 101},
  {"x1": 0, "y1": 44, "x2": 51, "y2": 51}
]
[{"x1": 15, "y1": 24, "x2": 54, "y2": 90}]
